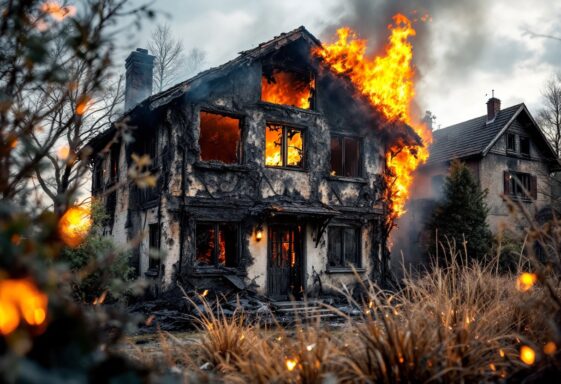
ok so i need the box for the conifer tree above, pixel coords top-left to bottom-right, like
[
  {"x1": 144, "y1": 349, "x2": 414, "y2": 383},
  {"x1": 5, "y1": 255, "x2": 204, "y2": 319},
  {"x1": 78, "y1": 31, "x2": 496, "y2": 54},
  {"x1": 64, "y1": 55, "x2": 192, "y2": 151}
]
[{"x1": 426, "y1": 160, "x2": 492, "y2": 264}]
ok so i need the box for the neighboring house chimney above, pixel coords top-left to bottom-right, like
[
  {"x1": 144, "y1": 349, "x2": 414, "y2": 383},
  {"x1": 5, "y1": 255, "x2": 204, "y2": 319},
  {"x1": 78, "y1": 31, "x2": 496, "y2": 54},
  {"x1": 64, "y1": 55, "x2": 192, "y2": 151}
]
[
  {"x1": 486, "y1": 95, "x2": 501, "y2": 122},
  {"x1": 422, "y1": 110, "x2": 434, "y2": 131},
  {"x1": 125, "y1": 48, "x2": 154, "y2": 111}
]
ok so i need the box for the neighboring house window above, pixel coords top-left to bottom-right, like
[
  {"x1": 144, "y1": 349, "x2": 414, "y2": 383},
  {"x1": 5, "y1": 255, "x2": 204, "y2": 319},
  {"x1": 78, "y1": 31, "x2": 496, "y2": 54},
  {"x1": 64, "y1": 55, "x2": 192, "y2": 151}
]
[
  {"x1": 330, "y1": 136, "x2": 361, "y2": 177},
  {"x1": 431, "y1": 175, "x2": 446, "y2": 195},
  {"x1": 110, "y1": 144, "x2": 119, "y2": 182},
  {"x1": 261, "y1": 67, "x2": 315, "y2": 110},
  {"x1": 265, "y1": 123, "x2": 304, "y2": 168},
  {"x1": 199, "y1": 111, "x2": 241, "y2": 164},
  {"x1": 196, "y1": 222, "x2": 239, "y2": 267},
  {"x1": 520, "y1": 137, "x2": 530, "y2": 156},
  {"x1": 504, "y1": 171, "x2": 537, "y2": 199},
  {"x1": 327, "y1": 226, "x2": 360, "y2": 269},
  {"x1": 148, "y1": 223, "x2": 161, "y2": 271},
  {"x1": 506, "y1": 133, "x2": 516, "y2": 152}
]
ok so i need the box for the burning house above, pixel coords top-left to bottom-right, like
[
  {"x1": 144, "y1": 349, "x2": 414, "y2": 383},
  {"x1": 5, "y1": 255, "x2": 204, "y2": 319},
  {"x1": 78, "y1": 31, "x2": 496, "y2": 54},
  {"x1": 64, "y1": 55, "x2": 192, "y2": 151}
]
[{"x1": 90, "y1": 25, "x2": 423, "y2": 299}]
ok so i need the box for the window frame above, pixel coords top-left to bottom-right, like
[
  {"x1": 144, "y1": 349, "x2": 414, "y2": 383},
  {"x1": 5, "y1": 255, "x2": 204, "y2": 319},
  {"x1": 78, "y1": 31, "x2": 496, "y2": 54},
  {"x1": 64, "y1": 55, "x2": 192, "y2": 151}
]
[
  {"x1": 330, "y1": 134, "x2": 363, "y2": 178},
  {"x1": 198, "y1": 109, "x2": 244, "y2": 165},
  {"x1": 264, "y1": 123, "x2": 305, "y2": 169},
  {"x1": 504, "y1": 171, "x2": 536, "y2": 200},
  {"x1": 195, "y1": 221, "x2": 240, "y2": 268},
  {"x1": 506, "y1": 133, "x2": 516, "y2": 152},
  {"x1": 327, "y1": 225, "x2": 362, "y2": 271},
  {"x1": 519, "y1": 136, "x2": 530, "y2": 156}
]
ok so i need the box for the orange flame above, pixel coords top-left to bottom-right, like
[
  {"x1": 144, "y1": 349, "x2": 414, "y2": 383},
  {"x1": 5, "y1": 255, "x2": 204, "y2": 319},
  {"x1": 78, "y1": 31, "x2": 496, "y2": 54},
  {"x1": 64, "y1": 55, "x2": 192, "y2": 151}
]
[
  {"x1": 261, "y1": 70, "x2": 314, "y2": 109},
  {"x1": 316, "y1": 14, "x2": 432, "y2": 220},
  {"x1": 0, "y1": 279, "x2": 48, "y2": 335},
  {"x1": 58, "y1": 205, "x2": 92, "y2": 247}
]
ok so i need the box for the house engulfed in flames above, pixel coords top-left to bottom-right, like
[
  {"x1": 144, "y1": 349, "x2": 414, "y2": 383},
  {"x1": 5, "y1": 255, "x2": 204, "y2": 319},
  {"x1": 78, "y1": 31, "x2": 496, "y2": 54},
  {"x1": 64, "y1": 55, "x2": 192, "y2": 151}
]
[{"x1": 90, "y1": 26, "x2": 421, "y2": 298}]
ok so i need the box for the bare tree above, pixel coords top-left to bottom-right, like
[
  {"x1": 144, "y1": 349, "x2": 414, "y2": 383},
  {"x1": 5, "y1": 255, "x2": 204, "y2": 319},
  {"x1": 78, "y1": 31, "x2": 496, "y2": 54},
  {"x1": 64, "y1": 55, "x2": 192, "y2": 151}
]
[
  {"x1": 185, "y1": 47, "x2": 207, "y2": 78},
  {"x1": 538, "y1": 73, "x2": 561, "y2": 157},
  {"x1": 148, "y1": 24, "x2": 186, "y2": 92}
]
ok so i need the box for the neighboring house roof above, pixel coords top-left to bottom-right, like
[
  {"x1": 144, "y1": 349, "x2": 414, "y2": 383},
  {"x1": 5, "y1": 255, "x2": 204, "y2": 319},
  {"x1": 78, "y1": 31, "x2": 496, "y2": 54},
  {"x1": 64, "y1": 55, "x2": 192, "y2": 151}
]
[{"x1": 426, "y1": 103, "x2": 559, "y2": 167}]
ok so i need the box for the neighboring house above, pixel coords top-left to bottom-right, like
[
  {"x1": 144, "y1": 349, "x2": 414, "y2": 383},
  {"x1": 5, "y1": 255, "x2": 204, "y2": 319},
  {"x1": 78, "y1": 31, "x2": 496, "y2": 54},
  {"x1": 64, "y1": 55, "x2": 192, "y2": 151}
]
[
  {"x1": 415, "y1": 97, "x2": 561, "y2": 231},
  {"x1": 89, "y1": 27, "x2": 417, "y2": 299}
]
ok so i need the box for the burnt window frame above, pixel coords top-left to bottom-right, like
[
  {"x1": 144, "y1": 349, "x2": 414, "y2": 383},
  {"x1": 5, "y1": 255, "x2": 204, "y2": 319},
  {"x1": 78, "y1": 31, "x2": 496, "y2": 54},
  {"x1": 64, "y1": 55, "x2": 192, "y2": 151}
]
[
  {"x1": 148, "y1": 223, "x2": 161, "y2": 272},
  {"x1": 329, "y1": 134, "x2": 363, "y2": 178},
  {"x1": 195, "y1": 221, "x2": 241, "y2": 268},
  {"x1": 519, "y1": 136, "x2": 530, "y2": 156},
  {"x1": 198, "y1": 109, "x2": 244, "y2": 165},
  {"x1": 260, "y1": 65, "x2": 316, "y2": 111},
  {"x1": 264, "y1": 122, "x2": 306, "y2": 169},
  {"x1": 109, "y1": 143, "x2": 120, "y2": 183},
  {"x1": 504, "y1": 170, "x2": 537, "y2": 200},
  {"x1": 506, "y1": 133, "x2": 516, "y2": 152},
  {"x1": 92, "y1": 158, "x2": 104, "y2": 191},
  {"x1": 327, "y1": 224, "x2": 362, "y2": 271}
]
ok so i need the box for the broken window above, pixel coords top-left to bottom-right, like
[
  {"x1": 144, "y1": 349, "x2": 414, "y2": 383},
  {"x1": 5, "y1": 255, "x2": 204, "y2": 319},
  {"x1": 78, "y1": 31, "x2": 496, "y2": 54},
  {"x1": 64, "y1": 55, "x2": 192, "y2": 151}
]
[
  {"x1": 327, "y1": 226, "x2": 360, "y2": 269},
  {"x1": 330, "y1": 136, "x2": 361, "y2": 177},
  {"x1": 504, "y1": 171, "x2": 536, "y2": 199},
  {"x1": 265, "y1": 123, "x2": 304, "y2": 168},
  {"x1": 148, "y1": 223, "x2": 161, "y2": 271},
  {"x1": 520, "y1": 136, "x2": 530, "y2": 156},
  {"x1": 506, "y1": 133, "x2": 516, "y2": 152},
  {"x1": 110, "y1": 144, "x2": 119, "y2": 182},
  {"x1": 261, "y1": 67, "x2": 315, "y2": 110},
  {"x1": 196, "y1": 222, "x2": 239, "y2": 267},
  {"x1": 199, "y1": 111, "x2": 241, "y2": 164}
]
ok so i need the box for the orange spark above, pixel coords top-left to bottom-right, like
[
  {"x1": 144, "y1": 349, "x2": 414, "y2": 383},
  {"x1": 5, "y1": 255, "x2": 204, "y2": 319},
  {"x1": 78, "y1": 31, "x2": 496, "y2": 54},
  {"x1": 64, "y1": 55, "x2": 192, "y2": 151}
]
[
  {"x1": 516, "y1": 272, "x2": 537, "y2": 292},
  {"x1": 58, "y1": 205, "x2": 92, "y2": 247},
  {"x1": 520, "y1": 345, "x2": 536, "y2": 365},
  {"x1": 285, "y1": 358, "x2": 297, "y2": 371},
  {"x1": 75, "y1": 95, "x2": 92, "y2": 116},
  {"x1": 315, "y1": 14, "x2": 432, "y2": 220}
]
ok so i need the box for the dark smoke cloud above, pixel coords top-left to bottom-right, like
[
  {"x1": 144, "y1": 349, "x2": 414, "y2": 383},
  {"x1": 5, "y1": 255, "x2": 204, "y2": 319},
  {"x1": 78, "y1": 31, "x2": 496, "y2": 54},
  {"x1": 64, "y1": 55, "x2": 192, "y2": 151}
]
[{"x1": 322, "y1": 0, "x2": 489, "y2": 88}]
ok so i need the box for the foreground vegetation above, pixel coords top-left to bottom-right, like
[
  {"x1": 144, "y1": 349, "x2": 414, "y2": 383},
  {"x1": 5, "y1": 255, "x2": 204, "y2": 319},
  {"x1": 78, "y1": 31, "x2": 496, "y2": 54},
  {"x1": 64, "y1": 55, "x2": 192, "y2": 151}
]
[{"x1": 123, "y1": 243, "x2": 561, "y2": 383}]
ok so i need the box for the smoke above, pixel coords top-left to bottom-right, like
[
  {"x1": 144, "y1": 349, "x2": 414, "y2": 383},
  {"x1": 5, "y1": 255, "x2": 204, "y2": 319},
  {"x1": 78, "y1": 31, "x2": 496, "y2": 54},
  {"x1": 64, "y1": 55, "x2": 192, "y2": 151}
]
[{"x1": 322, "y1": 0, "x2": 490, "y2": 110}]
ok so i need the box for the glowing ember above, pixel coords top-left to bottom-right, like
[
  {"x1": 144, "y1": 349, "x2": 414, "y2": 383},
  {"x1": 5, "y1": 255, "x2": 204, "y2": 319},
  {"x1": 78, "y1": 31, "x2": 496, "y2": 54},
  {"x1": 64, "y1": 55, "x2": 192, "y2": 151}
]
[
  {"x1": 75, "y1": 95, "x2": 92, "y2": 116},
  {"x1": 41, "y1": 1, "x2": 77, "y2": 21},
  {"x1": 58, "y1": 205, "x2": 92, "y2": 247},
  {"x1": 544, "y1": 342, "x2": 557, "y2": 355},
  {"x1": 516, "y1": 272, "x2": 537, "y2": 292},
  {"x1": 316, "y1": 14, "x2": 432, "y2": 220},
  {"x1": 520, "y1": 345, "x2": 536, "y2": 365},
  {"x1": 0, "y1": 279, "x2": 48, "y2": 335},
  {"x1": 285, "y1": 358, "x2": 297, "y2": 371}
]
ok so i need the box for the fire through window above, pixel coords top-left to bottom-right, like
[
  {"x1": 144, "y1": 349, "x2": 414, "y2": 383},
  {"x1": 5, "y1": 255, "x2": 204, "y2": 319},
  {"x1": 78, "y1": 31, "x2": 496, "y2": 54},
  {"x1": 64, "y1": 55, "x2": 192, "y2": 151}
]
[
  {"x1": 265, "y1": 123, "x2": 303, "y2": 168},
  {"x1": 261, "y1": 67, "x2": 315, "y2": 110},
  {"x1": 199, "y1": 111, "x2": 241, "y2": 164},
  {"x1": 196, "y1": 223, "x2": 239, "y2": 267}
]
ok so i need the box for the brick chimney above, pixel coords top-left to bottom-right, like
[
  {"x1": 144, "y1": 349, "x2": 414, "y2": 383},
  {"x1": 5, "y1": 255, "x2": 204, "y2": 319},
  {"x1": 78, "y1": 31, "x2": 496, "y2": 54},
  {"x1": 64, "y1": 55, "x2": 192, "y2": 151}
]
[
  {"x1": 486, "y1": 96, "x2": 501, "y2": 122},
  {"x1": 125, "y1": 48, "x2": 154, "y2": 111}
]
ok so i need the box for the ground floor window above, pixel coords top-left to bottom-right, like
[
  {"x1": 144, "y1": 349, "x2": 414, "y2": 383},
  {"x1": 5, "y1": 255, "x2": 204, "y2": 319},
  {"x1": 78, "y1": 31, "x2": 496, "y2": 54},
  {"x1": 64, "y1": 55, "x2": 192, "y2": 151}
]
[
  {"x1": 148, "y1": 223, "x2": 161, "y2": 271},
  {"x1": 196, "y1": 222, "x2": 239, "y2": 267},
  {"x1": 327, "y1": 225, "x2": 361, "y2": 269}
]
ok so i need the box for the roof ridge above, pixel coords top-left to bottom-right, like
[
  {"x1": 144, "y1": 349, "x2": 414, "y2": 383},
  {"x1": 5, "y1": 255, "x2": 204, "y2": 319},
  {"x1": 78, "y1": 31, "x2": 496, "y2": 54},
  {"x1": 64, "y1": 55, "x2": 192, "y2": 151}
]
[{"x1": 435, "y1": 103, "x2": 524, "y2": 134}]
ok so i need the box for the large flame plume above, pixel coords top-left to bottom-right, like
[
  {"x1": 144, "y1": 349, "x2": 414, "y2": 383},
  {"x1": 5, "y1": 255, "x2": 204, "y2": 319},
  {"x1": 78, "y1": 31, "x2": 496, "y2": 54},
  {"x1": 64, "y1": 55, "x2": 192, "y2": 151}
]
[{"x1": 315, "y1": 14, "x2": 432, "y2": 221}]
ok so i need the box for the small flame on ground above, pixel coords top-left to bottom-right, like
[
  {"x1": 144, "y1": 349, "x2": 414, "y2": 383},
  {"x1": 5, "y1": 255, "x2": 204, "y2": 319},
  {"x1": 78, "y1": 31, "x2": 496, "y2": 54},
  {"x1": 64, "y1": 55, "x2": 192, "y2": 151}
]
[
  {"x1": 58, "y1": 205, "x2": 92, "y2": 247},
  {"x1": 0, "y1": 279, "x2": 48, "y2": 335},
  {"x1": 285, "y1": 358, "x2": 297, "y2": 371},
  {"x1": 516, "y1": 273, "x2": 537, "y2": 292},
  {"x1": 520, "y1": 345, "x2": 536, "y2": 365},
  {"x1": 316, "y1": 14, "x2": 432, "y2": 221}
]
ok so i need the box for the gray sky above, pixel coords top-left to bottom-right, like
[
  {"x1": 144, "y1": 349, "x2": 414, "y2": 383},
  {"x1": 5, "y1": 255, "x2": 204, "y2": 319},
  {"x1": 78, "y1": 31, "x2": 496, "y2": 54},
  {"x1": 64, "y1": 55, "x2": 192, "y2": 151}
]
[{"x1": 122, "y1": 0, "x2": 561, "y2": 128}]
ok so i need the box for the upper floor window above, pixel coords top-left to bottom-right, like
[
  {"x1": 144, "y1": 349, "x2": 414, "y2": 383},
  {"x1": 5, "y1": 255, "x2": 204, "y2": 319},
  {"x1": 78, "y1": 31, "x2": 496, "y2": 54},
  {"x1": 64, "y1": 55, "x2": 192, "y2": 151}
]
[
  {"x1": 109, "y1": 144, "x2": 119, "y2": 182},
  {"x1": 504, "y1": 171, "x2": 537, "y2": 199},
  {"x1": 506, "y1": 133, "x2": 516, "y2": 152},
  {"x1": 93, "y1": 159, "x2": 104, "y2": 191},
  {"x1": 327, "y1": 225, "x2": 360, "y2": 269},
  {"x1": 330, "y1": 136, "x2": 361, "y2": 177},
  {"x1": 520, "y1": 136, "x2": 530, "y2": 156},
  {"x1": 199, "y1": 111, "x2": 241, "y2": 164},
  {"x1": 261, "y1": 67, "x2": 315, "y2": 110},
  {"x1": 195, "y1": 222, "x2": 239, "y2": 268},
  {"x1": 265, "y1": 123, "x2": 304, "y2": 168}
]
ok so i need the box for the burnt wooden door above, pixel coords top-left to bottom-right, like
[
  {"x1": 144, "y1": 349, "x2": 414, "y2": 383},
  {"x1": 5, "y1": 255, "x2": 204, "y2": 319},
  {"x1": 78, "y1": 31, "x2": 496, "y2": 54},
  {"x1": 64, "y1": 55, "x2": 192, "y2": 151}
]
[{"x1": 267, "y1": 225, "x2": 303, "y2": 299}]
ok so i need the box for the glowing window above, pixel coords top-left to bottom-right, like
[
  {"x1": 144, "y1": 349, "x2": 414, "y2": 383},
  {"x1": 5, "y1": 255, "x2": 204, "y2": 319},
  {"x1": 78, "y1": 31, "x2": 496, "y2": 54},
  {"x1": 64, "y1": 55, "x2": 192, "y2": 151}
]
[
  {"x1": 196, "y1": 223, "x2": 239, "y2": 267},
  {"x1": 265, "y1": 124, "x2": 303, "y2": 168},
  {"x1": 261, "y1": 68, "x2": 314, "y2": 109},
  {"x1": 199, "y1": 111, "x2": 241, "y2": 164}
]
